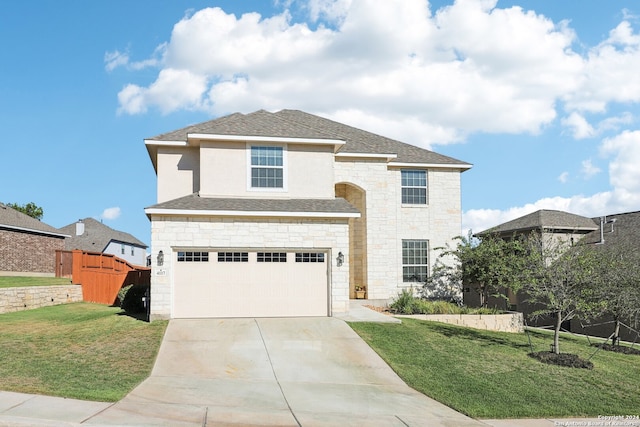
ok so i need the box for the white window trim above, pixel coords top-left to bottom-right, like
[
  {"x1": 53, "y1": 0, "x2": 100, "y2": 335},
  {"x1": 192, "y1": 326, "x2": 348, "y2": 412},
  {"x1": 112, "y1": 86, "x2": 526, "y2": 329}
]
[
  {"x1": 401, "y1": 239, "x2": 429, "y2": 283},
  {"x1": 401, "y1": 169, "x2": 428, "y2": 206},
  {"x1": 246, "y1": 143, "x2": 288, "y2": 192}
]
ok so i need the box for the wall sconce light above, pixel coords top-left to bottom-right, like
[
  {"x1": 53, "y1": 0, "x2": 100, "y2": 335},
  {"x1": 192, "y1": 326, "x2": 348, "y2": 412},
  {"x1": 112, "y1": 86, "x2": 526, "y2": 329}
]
[
  {"x1": 157, "y1": 250, "x2": 164, "y2": 267},
  {"x1": 337, "y1": 251, "x2": 344, "y2": 267}
]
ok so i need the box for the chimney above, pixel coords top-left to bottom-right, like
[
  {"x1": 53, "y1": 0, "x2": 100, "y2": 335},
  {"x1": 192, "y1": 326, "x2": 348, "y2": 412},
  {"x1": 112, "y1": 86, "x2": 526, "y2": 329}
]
[{"x1": 76, "y1": 220, "x2": 85, "y2": 236}]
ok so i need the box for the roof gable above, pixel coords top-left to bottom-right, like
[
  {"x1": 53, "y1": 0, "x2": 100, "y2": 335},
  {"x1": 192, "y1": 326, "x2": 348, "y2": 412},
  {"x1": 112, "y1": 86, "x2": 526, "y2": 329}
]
[
  {"x1": 59, "y1": 218, "x2": 147, "y2": 252},
  {"x1": 478, "y1": 209, "x2": 598, "y2": 236},
  {"x1": 148, "y1": 109, "x2": 470, "y2": 167}
]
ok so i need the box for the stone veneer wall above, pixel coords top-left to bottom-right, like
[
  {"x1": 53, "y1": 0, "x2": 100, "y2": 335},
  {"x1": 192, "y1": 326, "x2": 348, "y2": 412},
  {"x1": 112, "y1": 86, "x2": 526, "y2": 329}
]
[
  {"x1": 0, "y1": 229, "x2": 65, "y2": 275},
  {"x1": 0, "y1": 285, "x2": 83, "y2": 314},
  {"x1": 334, "y1": 160, "x2": 463, "y2": 302},
  {"x1": 395, "y1": 313, "x2": 525, "y2": 333},
  {"x1": 149, "y1": 216, "x2": 350, "y2": 320}
]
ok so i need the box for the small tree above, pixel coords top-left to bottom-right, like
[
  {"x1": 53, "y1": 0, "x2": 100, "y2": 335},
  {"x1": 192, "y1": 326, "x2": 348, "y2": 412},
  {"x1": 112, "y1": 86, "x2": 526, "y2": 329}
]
[
  {"x1": 6, "y1": 201, "x2": 44, "y2": 220},
  {"x1": 586, "y1": 244, "x2": 640, "y2": 345},
  {"x1": 524, "y1": 235, "x2": 599, "y2": 354},
  {"x1": 426, "y1": 231, "x2": 534, "y2": 308}
]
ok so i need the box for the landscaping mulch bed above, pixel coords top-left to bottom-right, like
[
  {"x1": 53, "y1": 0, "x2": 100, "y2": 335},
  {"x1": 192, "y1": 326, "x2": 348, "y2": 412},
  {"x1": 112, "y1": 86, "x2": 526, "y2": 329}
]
[
  {"x1": 528, "y1": 351, "x2": 594, "y2": 369},
  {"x1": 591, "y1": 343, "x2": 640, "y2": 355}
]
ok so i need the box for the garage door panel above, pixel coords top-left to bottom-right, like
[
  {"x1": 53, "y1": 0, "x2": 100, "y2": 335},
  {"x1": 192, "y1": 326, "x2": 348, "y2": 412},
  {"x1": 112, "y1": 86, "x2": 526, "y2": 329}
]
[{"x1": 173, "y1": 251, "x2": 328, "y2": 318}]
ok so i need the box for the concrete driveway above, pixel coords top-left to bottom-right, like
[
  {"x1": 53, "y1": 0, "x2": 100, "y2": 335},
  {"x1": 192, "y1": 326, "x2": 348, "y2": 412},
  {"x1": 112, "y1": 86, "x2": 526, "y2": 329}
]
[{"x1": 87, "y1": 317, "x2": 486, "y2": 427}]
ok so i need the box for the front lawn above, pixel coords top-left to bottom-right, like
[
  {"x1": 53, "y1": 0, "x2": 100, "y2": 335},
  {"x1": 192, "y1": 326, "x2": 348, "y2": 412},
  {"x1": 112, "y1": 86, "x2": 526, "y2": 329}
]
[
  {"x1": 350, "y1": 318, "x2": 640, "y2": 419},
  {"x1": 0, "y1": 276, "x2": 72, "y2": 288},
  {"x1": 0, "y1": 303, "x2": 167, "y2": 401}
]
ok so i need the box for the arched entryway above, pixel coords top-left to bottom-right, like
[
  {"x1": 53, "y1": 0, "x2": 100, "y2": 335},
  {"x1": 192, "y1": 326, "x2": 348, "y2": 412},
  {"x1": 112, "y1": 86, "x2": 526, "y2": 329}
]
[{"x1": 335, "y1": 182, "x2": 367, "y2": 299}]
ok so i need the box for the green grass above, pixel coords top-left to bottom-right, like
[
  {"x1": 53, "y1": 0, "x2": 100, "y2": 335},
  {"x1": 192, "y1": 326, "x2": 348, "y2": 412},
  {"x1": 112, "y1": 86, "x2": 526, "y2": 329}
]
[
  {"x1": 0, "y1": 276, "x2": 73, "y2": 288},
  {"x1": 0, "y1": 303, "x2": 167, "y2": 401},
  {"x1": 350, "y1": 318, "x2": 640, "y2": 419}
]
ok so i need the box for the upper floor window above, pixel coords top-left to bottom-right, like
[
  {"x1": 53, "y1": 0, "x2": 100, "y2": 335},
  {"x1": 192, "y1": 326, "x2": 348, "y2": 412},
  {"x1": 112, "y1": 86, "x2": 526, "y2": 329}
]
[
  {"x1": 401, "y1": 170, "x2": 427, "y2": 204},
  {"x1": 251, "y1": 146, "x2": 284, "y2": 188}
]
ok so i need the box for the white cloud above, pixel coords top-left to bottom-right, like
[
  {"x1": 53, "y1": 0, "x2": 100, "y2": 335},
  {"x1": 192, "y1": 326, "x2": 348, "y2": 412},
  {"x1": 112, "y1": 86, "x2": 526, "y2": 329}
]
[
  {"x1": 114, "y1": 0, "x2": 595, "y2": 145},
  {"x1": 101, "y1": 207, "x2": 121, "y2": 220},
  {"x1": 464, "y1": 129, "x2": 640, "y2": 234},
  {"x1": 558, "y1": 171, "x2": 569, "y2": 183},
  {"x1": 564, "y1": 20, "x2": 640, "y2": 113},
  {"x1": 562, "y1": 112, "x2": 595, "y2": 139},
  {"x1": 601, "y1": 130, "x2": 640, "y2": 200},
  {"x1": 580, "y1": 159, "x2": 601, "y2": 179},
  {"x1": 104, "y1": 50, "x2": 129, "y2": 72}
]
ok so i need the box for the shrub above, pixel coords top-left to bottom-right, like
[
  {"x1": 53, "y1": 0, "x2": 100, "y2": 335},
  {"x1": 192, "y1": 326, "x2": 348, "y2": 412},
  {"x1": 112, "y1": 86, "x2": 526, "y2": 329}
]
[
  {"x1": 120, "y1": 284, "x2": 150, "y2": 314},
  {"x1": 390, "y1": 289, "x2": 503, "y2": 315},
  {"x1": 390, "y1": 289, "x2": 420, "y2": 314},
  {"x1": 117, "y1": 285, "x2": 132, "y2": 307}
]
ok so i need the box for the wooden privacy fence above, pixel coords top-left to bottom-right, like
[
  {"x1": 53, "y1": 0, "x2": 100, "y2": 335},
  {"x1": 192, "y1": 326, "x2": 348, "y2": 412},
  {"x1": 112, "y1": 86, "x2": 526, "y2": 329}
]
[{"x1": 56, "y1": 250, "x2": 150, "y2": 305}]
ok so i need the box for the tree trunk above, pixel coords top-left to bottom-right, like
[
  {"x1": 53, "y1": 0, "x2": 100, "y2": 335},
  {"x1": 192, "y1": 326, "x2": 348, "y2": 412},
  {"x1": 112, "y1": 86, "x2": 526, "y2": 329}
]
[
  {"x1": 479, "y1": 287, "x2": 486, "y2": 308},
  {"x1": 553, "y1": 311, "x2": 562, "y2": 354},
  {"x1": 613, "y1": 317, "x2": 621, "y2": 346}
]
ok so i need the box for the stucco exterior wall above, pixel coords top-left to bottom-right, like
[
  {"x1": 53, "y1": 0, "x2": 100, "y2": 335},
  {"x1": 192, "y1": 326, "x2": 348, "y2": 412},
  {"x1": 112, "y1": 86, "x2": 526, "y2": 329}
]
[
  {"x1": 0, "y1": 229, "x2": 65, "y2": 275},
  {"x1": 199, "y1": 142, "x2": 335, "y2": 199},
  {"x1": 148, "y1": 215, "x2": 350, "y2": 320},
  {"x1": 334, "y1": 160, "x2": 463, "y2": 301},
  {"x1": 157, "y1": 146, "x2": 200, "y2": 203}
]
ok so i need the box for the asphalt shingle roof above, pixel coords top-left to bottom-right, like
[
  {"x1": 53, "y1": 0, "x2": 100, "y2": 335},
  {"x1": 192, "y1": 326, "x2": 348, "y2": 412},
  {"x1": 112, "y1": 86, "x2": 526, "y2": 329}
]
[
  {"x1": 146, "y1": 194, "x2": 360, "y2": 216},
  {"x1": 477, "y1": 209, "x2": 599, "y2": 236},
  {"x1": 59, "y1": 218, "x2": 147, "y2": 252},
  {"x1": 581, "y1": 210, "x2": 640, "y2": 248},
  {"x1": 149, "y1": 109, "x2": 470, "y2": 166},
  {"x1": 0, "y1": 203, "x2": 66, "y2": 237}
]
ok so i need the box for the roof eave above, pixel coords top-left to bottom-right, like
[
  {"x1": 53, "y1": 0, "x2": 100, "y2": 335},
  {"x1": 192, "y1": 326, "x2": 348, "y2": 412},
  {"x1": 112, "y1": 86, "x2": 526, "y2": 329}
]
[
  {"x1": 144, "y1": 208, "x2": 360, "y2": 219},
  {"x1": 0, "y1": 224, "x2": 70, "y2": 239},
  {"x1": 388, "y1": 161, "x2": 473, "y2": 171}
]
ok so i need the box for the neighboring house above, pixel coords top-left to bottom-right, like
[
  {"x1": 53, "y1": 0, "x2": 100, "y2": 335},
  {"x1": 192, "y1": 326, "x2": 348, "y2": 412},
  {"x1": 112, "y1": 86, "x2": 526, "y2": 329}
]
[
  {"x1": 144, "y1": 109, "x2": 472, "y2": 320},
  {"x1": 466, "y1": 209, "x2": 599, "y2": 311},
  {"x1": 0, "y1": 202, "x2": 68, "y2": 276},
  {"x1": 59, "y1": 218, "x2": 148, "y2": 267},
  {"x1": 470, "y1": 209, "x2": 640, "y2": 341}
]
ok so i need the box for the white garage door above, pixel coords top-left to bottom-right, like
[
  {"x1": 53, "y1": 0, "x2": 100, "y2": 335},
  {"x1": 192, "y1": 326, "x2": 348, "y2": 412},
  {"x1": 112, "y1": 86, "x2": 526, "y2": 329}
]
[{"x1": 173, "y1": 250, "x2": 329, "y2": 318}]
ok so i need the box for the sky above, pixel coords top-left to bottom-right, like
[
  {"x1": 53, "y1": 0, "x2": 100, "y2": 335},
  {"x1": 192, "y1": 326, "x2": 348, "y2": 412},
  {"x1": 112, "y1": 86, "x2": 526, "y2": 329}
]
[{"x1": 2, "y1": 0, "x2": 640, "y2": 248}]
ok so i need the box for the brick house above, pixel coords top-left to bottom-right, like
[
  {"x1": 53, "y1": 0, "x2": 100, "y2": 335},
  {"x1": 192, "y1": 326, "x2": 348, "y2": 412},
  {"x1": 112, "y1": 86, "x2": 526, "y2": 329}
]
[
  {"x1": 144, "y1": 109, "x2": 471, "y2": 320},
  {"x1": 0, "y1": 203, "x2": 68, "y2": 276}
]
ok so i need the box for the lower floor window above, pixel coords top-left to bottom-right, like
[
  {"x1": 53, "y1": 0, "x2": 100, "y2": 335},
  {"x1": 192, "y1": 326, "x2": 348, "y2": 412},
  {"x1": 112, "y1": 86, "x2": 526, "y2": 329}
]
[
  {"x1": 402, "y1": 240, "x2": 428, "y2": 282},
  {"x1": 295, "y1": 252, "x2": 325, "y2": 263},
  {"x1": 177, "y1": 251, "x2": 209, "y2": 262},
  {"x1": 218, "y1": 252, "x2": 248, "y2": 262},
  {"x1": 257, "y1": 252, "x2": 287, "y2": 262}
]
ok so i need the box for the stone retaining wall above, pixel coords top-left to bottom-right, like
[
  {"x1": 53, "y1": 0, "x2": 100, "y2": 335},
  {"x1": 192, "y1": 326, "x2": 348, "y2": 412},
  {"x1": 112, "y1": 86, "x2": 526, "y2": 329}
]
[
  {"x1": 396, "y1": 312, "x2": 524, "y2": 333},
  {"x1": 0, "y1": 285, "x2": 83, "y2": 314}
]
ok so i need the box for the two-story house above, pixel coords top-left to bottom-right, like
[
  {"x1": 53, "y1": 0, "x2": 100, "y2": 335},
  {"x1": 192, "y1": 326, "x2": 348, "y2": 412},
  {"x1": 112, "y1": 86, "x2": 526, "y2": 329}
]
[{"x1": 144, "y1": 110, "x2": 471, "y2": 320}]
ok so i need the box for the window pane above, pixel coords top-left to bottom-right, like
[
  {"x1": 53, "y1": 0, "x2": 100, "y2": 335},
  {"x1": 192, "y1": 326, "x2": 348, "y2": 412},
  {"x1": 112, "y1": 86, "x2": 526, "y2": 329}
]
[
  {"x1": 218, "y1": 252, "x2": 248, "y2": 262},
  {"x1": 401, "y1": 170, "x2": 427, "y2": 204},
  {"x1": 251, "y1": 146, "x2": 283, "y2": 166},
  {"x1": 402, "y1": 240, "x2": 428, "y2": 282},
  {"x1": 252, "y1": 168, "x2": 283, "y2": 188},
  {"x1": 295, "y1": 252, "x2": 325, "y2": 263}
]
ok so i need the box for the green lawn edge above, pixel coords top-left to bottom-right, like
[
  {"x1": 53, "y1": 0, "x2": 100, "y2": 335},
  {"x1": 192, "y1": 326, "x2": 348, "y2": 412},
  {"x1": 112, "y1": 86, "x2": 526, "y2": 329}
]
[
  {"x1": 0, "y1": 303, "x2": 167, "y2": 401},
  {"x1": 349, "y1": 318, "x2": 640, "y2": 419},
  {"x1": 0, "y1": 276, "x2": 74, "y2": 288}
]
